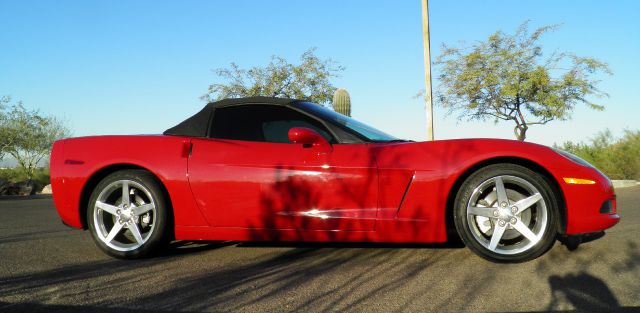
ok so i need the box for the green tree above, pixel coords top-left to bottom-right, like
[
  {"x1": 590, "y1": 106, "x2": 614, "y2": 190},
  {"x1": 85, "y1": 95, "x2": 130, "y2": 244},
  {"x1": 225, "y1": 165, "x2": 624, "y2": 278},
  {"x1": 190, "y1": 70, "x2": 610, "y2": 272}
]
[
  {"x1": 0, "y1": 96, "x2": 16, "y2": 163},
  {"x1": 432, "y1": 22, "x2": 612, "y2": 141},
  {"x1": 202, "y1": 48, "x2": 344, "y2": 105},
  {"x1": 3, "y1": 103, "x2": 70, "y2": 180}
]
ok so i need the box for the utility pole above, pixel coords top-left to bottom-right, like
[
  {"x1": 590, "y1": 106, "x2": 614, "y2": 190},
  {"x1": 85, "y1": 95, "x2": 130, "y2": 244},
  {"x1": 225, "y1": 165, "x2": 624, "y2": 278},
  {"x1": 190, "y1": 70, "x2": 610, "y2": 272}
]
[{"x1": 421, "y1": 0, "x2": 434, "y2": 140}]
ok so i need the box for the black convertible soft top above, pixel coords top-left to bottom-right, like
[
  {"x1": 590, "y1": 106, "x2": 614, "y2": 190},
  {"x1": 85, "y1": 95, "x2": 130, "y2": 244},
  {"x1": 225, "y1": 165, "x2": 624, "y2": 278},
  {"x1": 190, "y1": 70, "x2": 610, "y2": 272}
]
[{"x1": 163, "y1": 96, "x2": 300, "y2": 137}]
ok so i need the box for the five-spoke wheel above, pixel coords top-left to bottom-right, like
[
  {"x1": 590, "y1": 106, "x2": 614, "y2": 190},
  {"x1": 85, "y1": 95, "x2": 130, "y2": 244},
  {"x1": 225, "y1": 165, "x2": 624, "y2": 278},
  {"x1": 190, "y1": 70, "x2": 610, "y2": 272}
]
[
  {"x1": 454, "y1": 164, "x2": 558, "y2": 262},
  {"x1": 88, "y1": 170, "x2": 170, "y2": 258}
]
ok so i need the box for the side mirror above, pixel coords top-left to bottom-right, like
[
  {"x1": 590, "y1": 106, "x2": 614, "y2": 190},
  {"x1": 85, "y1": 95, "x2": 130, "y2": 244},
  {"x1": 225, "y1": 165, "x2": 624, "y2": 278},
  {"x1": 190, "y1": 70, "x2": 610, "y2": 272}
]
[{"x1": 288, "y1": 127, "x2": 332, "y2": 153}]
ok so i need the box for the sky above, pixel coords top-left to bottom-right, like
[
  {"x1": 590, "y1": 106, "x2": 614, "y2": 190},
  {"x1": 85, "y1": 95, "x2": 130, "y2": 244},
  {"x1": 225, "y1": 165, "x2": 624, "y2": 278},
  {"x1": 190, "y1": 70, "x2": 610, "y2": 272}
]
[{"x1": 1, "y1": 0, "x2": 639, "y2": 154}]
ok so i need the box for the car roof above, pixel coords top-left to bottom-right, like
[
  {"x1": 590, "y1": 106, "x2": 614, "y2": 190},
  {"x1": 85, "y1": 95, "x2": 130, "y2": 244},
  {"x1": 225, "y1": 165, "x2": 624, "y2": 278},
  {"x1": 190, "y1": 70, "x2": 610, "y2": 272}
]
[{"x1": 163, "y1": 96, "x2": 302, "y2": 137}]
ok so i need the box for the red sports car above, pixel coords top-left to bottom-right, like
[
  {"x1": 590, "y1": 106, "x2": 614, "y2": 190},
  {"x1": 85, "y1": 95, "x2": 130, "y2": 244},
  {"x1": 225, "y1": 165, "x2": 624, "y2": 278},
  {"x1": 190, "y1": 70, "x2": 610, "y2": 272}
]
[{"x1": 50, "y1": 97, "x2": 619, "y2": 262}]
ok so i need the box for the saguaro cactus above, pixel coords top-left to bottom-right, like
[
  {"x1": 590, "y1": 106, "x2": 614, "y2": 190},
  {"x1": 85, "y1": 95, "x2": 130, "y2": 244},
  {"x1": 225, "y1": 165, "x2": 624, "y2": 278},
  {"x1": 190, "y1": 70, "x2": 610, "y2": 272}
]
[{"x1": 332, "y1": 89, "x2": 351, "y2": 117}]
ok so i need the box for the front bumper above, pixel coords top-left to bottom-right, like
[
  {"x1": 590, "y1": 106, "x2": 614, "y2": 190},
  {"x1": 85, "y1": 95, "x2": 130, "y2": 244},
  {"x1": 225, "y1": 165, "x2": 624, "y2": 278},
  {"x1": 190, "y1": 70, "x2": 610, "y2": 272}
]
[
  {"x1": 559, "y1": 167, "x2": 620, "y2": 235},
  {"x1": 559, "y1": 231, "x2": 606, "y2": 250}
]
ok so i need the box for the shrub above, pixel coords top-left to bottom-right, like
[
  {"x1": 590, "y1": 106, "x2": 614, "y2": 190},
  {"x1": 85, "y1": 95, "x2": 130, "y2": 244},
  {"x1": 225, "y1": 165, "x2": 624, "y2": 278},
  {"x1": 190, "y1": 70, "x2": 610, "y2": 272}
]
[
  {"x1": 556, "y1": 129, "x2": 640, "y2": 180},
  {"x1": 0, "y1": 167, "x2": 50, "y2": 188}
]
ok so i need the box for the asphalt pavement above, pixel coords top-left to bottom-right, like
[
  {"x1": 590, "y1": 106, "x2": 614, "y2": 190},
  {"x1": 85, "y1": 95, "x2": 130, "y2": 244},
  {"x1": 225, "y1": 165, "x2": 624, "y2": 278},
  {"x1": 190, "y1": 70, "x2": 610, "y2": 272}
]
[{"x1": 1, "y1": 187, "x2": 639, "y2": 312}]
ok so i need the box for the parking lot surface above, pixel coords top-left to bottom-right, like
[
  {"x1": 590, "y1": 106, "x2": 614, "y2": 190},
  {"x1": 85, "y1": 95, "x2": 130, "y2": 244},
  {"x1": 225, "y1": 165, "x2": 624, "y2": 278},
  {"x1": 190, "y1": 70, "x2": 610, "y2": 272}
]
[{"x1": 1, "y1": 187, "x2": 639, "y2": 312}]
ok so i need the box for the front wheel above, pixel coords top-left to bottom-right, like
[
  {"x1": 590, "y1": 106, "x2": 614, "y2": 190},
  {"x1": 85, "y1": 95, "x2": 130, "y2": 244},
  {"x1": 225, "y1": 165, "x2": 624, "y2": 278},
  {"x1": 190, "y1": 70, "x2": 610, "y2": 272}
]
[
  {"x1": 87, "y1": 170, "x2": 171, "y2": 259},
  {"x1": 454, "y1": 164, "x2": 559, "y2": 262}
]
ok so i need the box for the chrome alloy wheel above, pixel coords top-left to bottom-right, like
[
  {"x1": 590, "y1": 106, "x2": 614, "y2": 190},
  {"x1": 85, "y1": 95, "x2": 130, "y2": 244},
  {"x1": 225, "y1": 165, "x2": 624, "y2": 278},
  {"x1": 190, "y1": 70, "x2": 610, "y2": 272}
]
[
  {"x1": 466, "y1": 175, "x2": 548, "y2": 255},
  {"x1": 93, "y1": 179, "x2": 157, "y2": 252}
]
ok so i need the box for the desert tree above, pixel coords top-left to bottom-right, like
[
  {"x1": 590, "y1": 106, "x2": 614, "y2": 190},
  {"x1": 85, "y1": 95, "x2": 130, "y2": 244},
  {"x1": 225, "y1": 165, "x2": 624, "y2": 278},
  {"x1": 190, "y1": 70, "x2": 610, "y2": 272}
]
[
  {"x1": 430, "y1": 22, "x2": 612, "y2": 141},
  {"x1": 3, "y1": 102, "x2": 70, "y2": 179},
  {"x1": 202, "y1": 48, "x2": 344, "y2": 106}
]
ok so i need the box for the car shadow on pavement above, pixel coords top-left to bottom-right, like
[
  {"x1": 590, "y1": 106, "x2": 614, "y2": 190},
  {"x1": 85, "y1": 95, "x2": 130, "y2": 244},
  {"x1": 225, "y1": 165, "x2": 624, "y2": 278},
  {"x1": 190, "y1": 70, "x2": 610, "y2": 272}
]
[
  {"x1": 234, "y1": 240, "x2": 465, "y2": 249},
  {"x1": 0, "y1": 301, "x2": 173, "y2": 313},
  {"x1": 0, "y1": 243, "x2": 462, "y2": 312},
  {"x1": 547, "y1": 272, "x2": 620, "y2": 312},
  {"x1": 158, "y1": 240, "x2": 236, "y2": 256},
  {"x1": 2, "y1": 241, "x2": 640, "y2": 313},
  {"x1": 131, "y1": 247, "x2": 458, "y2": 312},
  {"x1": 536, "y1": 240, "x2": 640, "y2": 313}
]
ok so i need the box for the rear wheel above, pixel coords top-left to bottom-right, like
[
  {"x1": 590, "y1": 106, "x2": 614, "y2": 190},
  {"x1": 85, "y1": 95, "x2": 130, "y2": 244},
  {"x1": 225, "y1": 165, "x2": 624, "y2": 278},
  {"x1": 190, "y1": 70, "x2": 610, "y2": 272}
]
[
  {"x1": 454, "y1": 164, "x2": 559, "y2": 262},
  {"x1": 88, "y1": 170, "x2": 170, "y2": 259}
]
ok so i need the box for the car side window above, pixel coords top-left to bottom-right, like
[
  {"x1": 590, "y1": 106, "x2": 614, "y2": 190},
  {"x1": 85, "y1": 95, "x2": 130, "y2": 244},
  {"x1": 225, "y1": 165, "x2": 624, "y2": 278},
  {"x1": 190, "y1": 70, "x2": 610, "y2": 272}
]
[{"x1": 209, "y1": 105, "x2": 335, "y2": 143}]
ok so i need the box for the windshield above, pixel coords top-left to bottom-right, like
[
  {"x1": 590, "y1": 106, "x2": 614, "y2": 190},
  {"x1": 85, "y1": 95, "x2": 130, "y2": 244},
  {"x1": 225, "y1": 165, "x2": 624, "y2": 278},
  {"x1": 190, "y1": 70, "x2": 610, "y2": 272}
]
[{"x1": 295, "y1": 102, "x2": 399, "y2": 142}]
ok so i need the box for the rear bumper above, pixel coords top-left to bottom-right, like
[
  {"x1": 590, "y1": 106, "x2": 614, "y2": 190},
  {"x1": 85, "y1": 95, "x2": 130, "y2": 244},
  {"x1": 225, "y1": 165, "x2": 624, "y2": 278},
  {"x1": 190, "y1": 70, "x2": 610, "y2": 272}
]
[{"x1": 50, "y1": 140, "x2": 85, "y2": 229}]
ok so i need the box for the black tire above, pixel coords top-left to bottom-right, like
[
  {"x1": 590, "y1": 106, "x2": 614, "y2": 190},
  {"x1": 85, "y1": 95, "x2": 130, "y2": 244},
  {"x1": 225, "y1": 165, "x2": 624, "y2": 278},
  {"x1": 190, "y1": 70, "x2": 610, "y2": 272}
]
[
  {"x1": 453, "y1": 164, "x2": 559, "y2": 263},
  {"x1": 87, "y1": 170, "x2": 171, "y2": 259}
]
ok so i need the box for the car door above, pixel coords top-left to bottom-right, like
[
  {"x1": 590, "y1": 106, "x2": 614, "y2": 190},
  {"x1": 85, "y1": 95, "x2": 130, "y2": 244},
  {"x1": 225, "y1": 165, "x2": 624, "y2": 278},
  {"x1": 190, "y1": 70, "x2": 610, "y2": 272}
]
[{"x1": 187, "y1": 104, "x2": 378, "y2": 233}]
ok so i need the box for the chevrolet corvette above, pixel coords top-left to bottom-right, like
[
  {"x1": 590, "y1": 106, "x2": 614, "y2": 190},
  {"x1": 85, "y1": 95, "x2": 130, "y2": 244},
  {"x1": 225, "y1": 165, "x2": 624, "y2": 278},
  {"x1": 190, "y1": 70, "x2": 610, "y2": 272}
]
[{"x1": 50, "y1": 97, "x2": 619, "y2": 262}]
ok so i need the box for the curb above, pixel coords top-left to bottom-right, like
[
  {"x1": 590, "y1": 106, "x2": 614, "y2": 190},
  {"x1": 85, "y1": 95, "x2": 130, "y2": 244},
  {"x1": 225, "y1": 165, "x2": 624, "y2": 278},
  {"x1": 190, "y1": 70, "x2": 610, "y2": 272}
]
[{"x1": 612, "y1": 180, "x2": 639, "y2": 189}]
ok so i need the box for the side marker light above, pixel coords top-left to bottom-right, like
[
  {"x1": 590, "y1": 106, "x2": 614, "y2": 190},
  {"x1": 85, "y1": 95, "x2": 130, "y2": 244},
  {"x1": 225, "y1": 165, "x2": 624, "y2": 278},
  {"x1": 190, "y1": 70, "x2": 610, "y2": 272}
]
[{"x1": 563, "y1": 177, "x2": 596, "y2": 185}]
